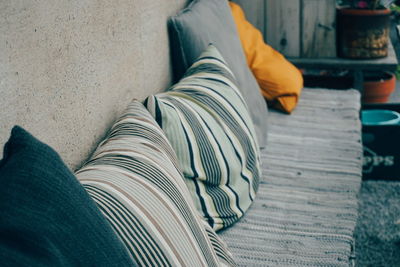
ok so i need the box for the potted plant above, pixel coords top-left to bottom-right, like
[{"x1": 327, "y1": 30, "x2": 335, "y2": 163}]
[
  {"x1": 337, "y1": 0, "x2": 395, "y2": 58},
  {"x1": 362, "y1": 70, "x2": 396, "y2": 103}
]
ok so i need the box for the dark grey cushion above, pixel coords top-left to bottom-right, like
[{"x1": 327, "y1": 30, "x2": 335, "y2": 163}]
[
  {"x1": 168, "y1": 0, "x2": 268, "y2": 148},
  {"x1": 0, "y1": 126, "x2": 135, "y2": 267}
]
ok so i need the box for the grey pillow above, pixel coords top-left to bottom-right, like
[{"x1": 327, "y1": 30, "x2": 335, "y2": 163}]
[{"x1": 168, "y1": 0, "x2": 268, "y2": 148}]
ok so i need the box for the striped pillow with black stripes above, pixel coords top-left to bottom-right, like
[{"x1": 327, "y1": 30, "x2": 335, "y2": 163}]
[
  {"x1": 75, "y1": 101, "x2": 235, "y2": 267},
  {"x1": 145, "y1": 44, "x2": 261, "y2": 231}
]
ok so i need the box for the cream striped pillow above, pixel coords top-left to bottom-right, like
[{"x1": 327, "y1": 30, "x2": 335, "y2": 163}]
[
  {"x1": 75, "y1": 101, "x2": 235, "y2": 266},
  {"x1": 145, "y1": 45, "x2": 261, "y2": 231}
]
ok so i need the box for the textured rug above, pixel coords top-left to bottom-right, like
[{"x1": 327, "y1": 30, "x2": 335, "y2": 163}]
[
  {"x1": 219, "y1": 88, "x2": 363, "y2": 266},
  {"x1": 355, "y1": 180, "x2": 400, "y2": 267}
]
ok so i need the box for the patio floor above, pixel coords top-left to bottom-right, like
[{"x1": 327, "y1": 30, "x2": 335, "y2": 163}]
[{"x1": 357, "y1": 77, "x2": 400, "y2": 266}]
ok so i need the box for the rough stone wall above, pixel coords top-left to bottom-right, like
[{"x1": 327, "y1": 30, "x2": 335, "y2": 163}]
[{"x1": 0, "y1": 0, "x2": 188, "y2": 170}]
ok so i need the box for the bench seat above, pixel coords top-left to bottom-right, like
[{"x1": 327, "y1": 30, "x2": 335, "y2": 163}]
[{"x1": 219, "y1": 88, "x2": 362, "y2": 266}]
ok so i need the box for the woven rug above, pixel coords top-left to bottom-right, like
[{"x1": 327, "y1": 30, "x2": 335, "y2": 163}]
[{"x1": 219, "y1": 88, "x2": 363, "y2": 266}]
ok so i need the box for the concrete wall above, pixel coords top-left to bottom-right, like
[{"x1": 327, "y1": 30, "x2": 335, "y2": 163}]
[{"x1": 0, "y1": 0, "x2": 188, "y2": 170}]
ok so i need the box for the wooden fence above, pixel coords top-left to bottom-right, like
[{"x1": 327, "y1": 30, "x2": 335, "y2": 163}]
[{"x1": 232, "y1": 0, "x2": 337, "y2": 58}]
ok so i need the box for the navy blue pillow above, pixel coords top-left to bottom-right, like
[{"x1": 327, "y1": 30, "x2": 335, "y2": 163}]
[{"x1": 0, "y1": 126, "x2": 135, "y2": 266}]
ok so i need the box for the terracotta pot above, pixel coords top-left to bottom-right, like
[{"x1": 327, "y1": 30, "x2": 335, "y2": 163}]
[
  {"x1": 362, "y1": 71, "x2": 396, "y2": 103},
  {"x1": 337, "y1": 8, "x2": 391, "y2": 59}
]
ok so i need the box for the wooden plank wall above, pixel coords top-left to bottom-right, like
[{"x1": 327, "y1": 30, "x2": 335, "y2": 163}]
[
  {"x1": 265, "y1": 0, "x2": 301, "y2": 57},
  {"x1": 232, "y1": 0, "x2": 337, "y2": 58},
  {"x1": 232, "y1": 0, "x2": 265, "y2": 33},
  {"x1": 302, "y1": 0, "x2": 336, "y2": 57}
]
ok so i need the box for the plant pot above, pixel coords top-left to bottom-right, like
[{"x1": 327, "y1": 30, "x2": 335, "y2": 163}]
[
  {"x1": 362, "y1": 71, "x2": 396, "y2": 103},
  {"x1": 337, "y1": 8, "x2": 391, "y2": 59}
]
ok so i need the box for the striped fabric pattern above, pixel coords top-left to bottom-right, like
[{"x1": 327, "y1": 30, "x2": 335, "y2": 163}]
[
  {"x1": 145, "y1": 45, "x2": 261, "y2": 231},
  {"x1": 75, "y1": 101, "x2": 235, "y2": 267},
  {"x1": 219, "y1": 88, "x2": 362, "y2": 266}
]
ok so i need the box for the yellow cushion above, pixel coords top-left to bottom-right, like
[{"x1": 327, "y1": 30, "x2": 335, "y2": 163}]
[{"x1": 229, "y1": 2, "x2": 303, "y2": 113}]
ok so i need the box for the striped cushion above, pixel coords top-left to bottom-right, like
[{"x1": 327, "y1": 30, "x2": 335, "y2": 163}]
[
  {"x1": 75, "y1": 101, "x2": 235, "y2": 267},
  {"x1": 145, "y1": 45, "x2": 261, "y2": 231}
]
